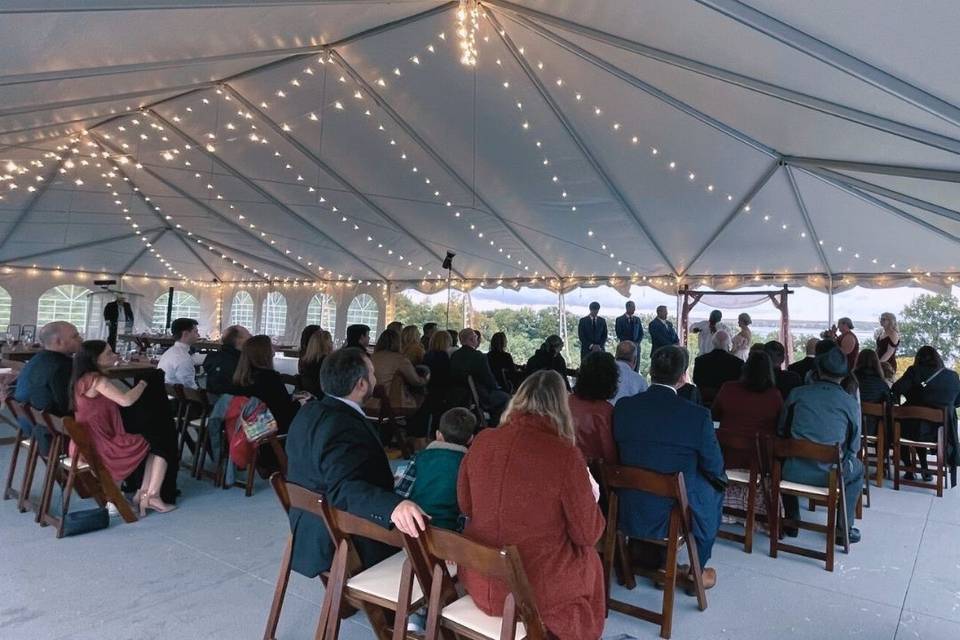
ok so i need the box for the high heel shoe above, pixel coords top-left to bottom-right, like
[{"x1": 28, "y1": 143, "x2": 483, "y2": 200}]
[
  {"x1": 131, "y1": 489, "x2": 144, "y2": 505},
  {"x1": 138, "y1": 491, "x2": 150, "y2": 517},
  {"x1": 144, "y1": 493, "x2": 176, "y2": 514}
]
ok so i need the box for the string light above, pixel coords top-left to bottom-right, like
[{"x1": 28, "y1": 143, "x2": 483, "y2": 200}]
[{"x1": 456, "y1": 0, "x2": 479, "y2": 67}]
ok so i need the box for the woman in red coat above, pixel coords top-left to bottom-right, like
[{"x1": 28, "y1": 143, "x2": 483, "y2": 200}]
[{"x1": 457, "y1": 370, "x2": 606, "y2": 640}]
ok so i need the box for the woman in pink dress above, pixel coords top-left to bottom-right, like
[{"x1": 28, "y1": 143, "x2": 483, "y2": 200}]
[{"x1": 70, "y1": 340, "x2": 174, "y2": 515}]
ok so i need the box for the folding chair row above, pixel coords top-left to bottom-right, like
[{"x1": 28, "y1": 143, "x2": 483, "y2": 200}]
[{"x1": 892, "y1": 405, "x2": 948, "y2": 498}]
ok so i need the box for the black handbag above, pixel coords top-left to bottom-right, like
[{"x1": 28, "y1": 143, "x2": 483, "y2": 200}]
[{"x1": 62, "y1": 507, "x2": 110, "y2": 536}]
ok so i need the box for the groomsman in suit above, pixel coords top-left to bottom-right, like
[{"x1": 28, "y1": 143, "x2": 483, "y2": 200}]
[
  {"x1": 578, "y1": 301, "x2": 608, "y2": 359},
  {"x1": 615, "y1": 301, "x2": 644, "y2": 371},
  {"x1": 648, "y1": 305, "x2": 680, "y2": 355}
]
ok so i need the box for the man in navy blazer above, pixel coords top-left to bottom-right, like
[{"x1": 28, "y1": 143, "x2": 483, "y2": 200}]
[
  {"x1": 648, "y1": 305, "x2": 679, "y2": 355},
  {"x1": 614, "y1": 345, "x2": 725, "y2": 588},
  {"x1": 285, "y1": 348, "x2": 427, "y2": 577},
  {"x1": 615, "y1": 301, "x2": 643, "y2": 371},
  {"x1": 578, "y1": 301, "x2": 608, "y2": 359}
]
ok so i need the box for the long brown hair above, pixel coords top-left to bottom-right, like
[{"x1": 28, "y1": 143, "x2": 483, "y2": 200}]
[
  {"x1": 855, "y1": 348, "x2": 884, "y2": 379},
  {"x1": 233, "y1": 334, "x2": 275, "y2": 386},
  {"x1": 502, "y1": 370, "x2": 576, "y2": 444},
  {"x1": 301, "y1": 330, "x2": 333, "y2": 366}
]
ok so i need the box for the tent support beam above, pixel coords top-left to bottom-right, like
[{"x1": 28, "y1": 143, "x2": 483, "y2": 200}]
[
  {"x1": 485, "y1": 0, "x2": 960, "y2": 158},
  {"x1": 328, "y1": 51, "x2": 561, "y2": 279},
  {"x1": 145, "y1": 110, "x2": 388, "y2": 280},
  {"x1": 120, "y1": 229, "x2": 165, "y2": 276},
  {"x1": 221, "y1": 83, "x2": 467, "y2": 280},
  {"x1": 681, "y1": 160, "x2": 781, "y2": 276},
  {"x1": 184, "y1": 231, "x2": 313, "y2": 280},
  {"x1": 0, "y1": 83, "x2": 212, "y2": 120},
  {"x1": 694, "y1": 0, "x2": 960, "y2": 130},
  {"x1": 0, "y1": 226, "x2": 165, "y2": 264},
  {"x1": 488, "y1": 11, "x2": 677, "y2": 275},
  {"x1": 785, "y1": 166, "x2": 832, "y2": 274},
  {"x1": 783, "y1": 156, "x2": 960, "y2": 184},
  {"x1": 92, "y1": 131, "x2": 317, "y2": 279},
  {"x1": 498, "y1": 10, "x2": 776, "y2": 157},
  {"x1": 0, "y1": 156, "x2": 67, "y2": 254}
]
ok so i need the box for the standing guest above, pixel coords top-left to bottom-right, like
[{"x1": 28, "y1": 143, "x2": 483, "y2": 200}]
[
  {"x1": 231, "y1": 335, "x2": 300, "y2": 434},
  {"x1": 891, "y1": 346, "x2": 960, "y2": 484},
  {"x1": 730, "y1": 313, "x2": 753, "y2": 361},
  {"x1": 203, "y1": 325, "x2": 251, "y2": 395},
  {"x1": 299, "y1": 330, "x2": 333, "y2": 397},
  {"x1": 788, "y1": 338, "x2": 819, "y2": 380},
  {"x1": 450, "y1": 328, "x2": 509, "y2": 426},
  {"x1": 764, "y1": 340, "x2": 803, "y2": 401},
  {"x1": 400, "y1": 325, "x2": 426, "y2": 366},
  {"x1": 525, "y1": 335, "x2": 570, "y2": 390},
  {"x1": 578, "y1": 301, "x2": 608, "y2": 358},
  {"x1": 298, "y1": 325, "x2": 321, "y2": 359},
  {"x1": 876, "y1": 312, "x2": 901, "y2": 373},
  {"x1": 157, "y1": 317, "x2": 200, "y2": 389},
  {"x1": 70, "y1": 340, "x2": 174, "y2": 515},
  {"x1": 395, "y1": 407, "x2": 475, "y2": 531},
  {"x1": 421, "y1": 322, "x2": 437, "y2": 351},
  {"x1": 610, "y1": 340, "x2": 648, "y2": 405},
  {"x1": 648, "y1": 305, "x2": 679, "y2": 355},
  {"x1": 615, "y1": 301, "x2": 643, "y2": 370},
  {"x1": 458, "y1": 370, "x2": 606, "y2": 640},
  {"x1": 284, "y1": 348, "x2": 427, "y2": 577},
  {"x1": 778, "y1": 348, "x2": 863, "y2": 542},
  {"x1": 569, "y1": 352, "x2": 619, "y2": 465},
  {"x1": 690, "y1": 310, "x2": 730, "y2": 356},
  {"x1": 368, "y1": 330, "x2": 429, "y2": 414},
  {"x1": 692, "y1": 331, "x2": 743, "y2": 405},
  {"x1": 615, "y1": 345, "x2": 725, "y2": 590},
  {"x1": 386, "y1": 321, "x2": 403, "y2": 337},
  {"x1": 825, "y1": 317, "x2": 860, "y2": 373},
  {"x1": 486, "y1": 332, "x2": 519, "y2": 393},
  {"x1": 14, "y1": 321, "x2": 82, "y2": 425},
  {"x1": 345, "y1": 324, "x2": 371, "y2": 351}
]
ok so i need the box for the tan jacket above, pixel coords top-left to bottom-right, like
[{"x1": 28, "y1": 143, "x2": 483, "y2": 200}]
[{"x1": 368, "y1": 350, "x2": 428, "y2": 412}]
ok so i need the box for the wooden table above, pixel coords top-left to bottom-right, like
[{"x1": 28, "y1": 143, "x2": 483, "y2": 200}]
[
  {"x1": 104, "y1": 362, "x2": 157, "y2": 380},
  {"x1": 1, "y1": 348, "x2": 42, "y2": 362}
]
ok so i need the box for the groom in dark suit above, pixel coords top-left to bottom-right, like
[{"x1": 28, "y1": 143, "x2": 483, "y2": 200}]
[
  {"x1": 285, "y1": 347, "x2": 427, "y2": 577},
  {"x1": 578, "y1": 301, "x2": 608, "y2": 359},
  {"x1": 615, "y1": 301, "x2": 643, "y2": 371}
]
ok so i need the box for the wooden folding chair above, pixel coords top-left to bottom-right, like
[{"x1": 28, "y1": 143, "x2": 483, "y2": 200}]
[
  {"x1": 769, "y1": 439, "x2": 848, "y2": 572},
  {"x1": 2, "y1": 398, "x2": 40, "y2": 512},
  {"x1": 861, "y1": 401, "x2": 888, "y2": 488},
  {"x1": 365, "y1": 382, "x2": 413, "y2": 459},
  {"x1": 600, "y1": 464, "x2": 708, "y2": 640},
  {"x1": 215, "y1": 396, "x2": 288, "y2": 497},
  {"x1": 892, "y1": 405, "x2": 948, "y2": 497},
  {"x1": 715, "y1": 430, "x2": 765, "y2": 554},
  {"x1": 30, "y1": 408, "x2": 70, "y2": 525},
  {"x1": 466, "y1": 376, "x2": 488, "y2": 429},
  {"x1": 177, "y1": 386, "x2": 213, "y2": 479},
  {"x1": 402, "y1": 525, "x2": 549, "y2": 640}
]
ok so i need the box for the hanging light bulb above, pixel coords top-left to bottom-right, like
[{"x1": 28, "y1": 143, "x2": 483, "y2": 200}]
[{"x1": 457, "y1": 0, "x2": 480, "y2": 67}]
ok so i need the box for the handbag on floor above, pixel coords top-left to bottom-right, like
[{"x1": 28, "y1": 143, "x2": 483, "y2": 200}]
[{"x1": 62, "y1": 507, "x2": 109, "y2": 537}]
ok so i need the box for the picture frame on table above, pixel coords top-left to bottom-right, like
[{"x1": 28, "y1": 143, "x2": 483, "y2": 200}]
[
  {"x1": 6, "y1": 324, "x2": 21, "y2": 343},
  {"x1": 20, "y1": 325, "x2": 36, "y2": 344}
]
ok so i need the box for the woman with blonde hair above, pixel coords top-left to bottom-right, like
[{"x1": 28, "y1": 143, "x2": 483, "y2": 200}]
[
  {"x1": 457, "y1": 370, "x2": 605, "y2": 639},
  {"x1": 877, "y1": 312, "x2": 901, "y2": 372},
  {"x1": 400, "y1": 324, "x2": 425, "y2": 366},
  {"x1": 730, "y1": 312, "x2": 752, "y2": 361},
  {"x1": 299, "y1": 329, "x2": 333, "y2": 395}
]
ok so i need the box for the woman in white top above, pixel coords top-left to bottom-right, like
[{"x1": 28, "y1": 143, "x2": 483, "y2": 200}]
[
  {"x1": 690, "y1": 310, "x2": 731, "y2": 356},
  {"x1": 730, "y1": 313, "x2": 753, "y2": 361}
]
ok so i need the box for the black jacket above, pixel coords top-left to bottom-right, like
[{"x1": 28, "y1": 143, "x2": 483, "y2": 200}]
[
  {"x1": 285, "y1": 396, "x2": 402, "y2": 577},
  {"x1": 787, "y1": 356, "x2": 816, "y2": 381},
  {"x1": 450, "y1": 345, "x2": 500, "y2": 401},
  {"x1": 692, "y1": 350, "x2": 744, "y2": 404},
  {"x1": 201, "y1": 346, "x2": 241, "y2": 395},
  {"x1": 892, "y1": 364, "x2": 960, "y2": 482},
  {"x1": 13, "y1": 350, "x2": 73, "y2": 416},
  {"x1": 524, "y1": 348, "x2": 570, "y2": 389},
  {"x1": 774, "y1": 369, "x2": 803, "y2": 402},
  {"x1": 120, "y1": 368, "x2": 179, "y2": 503},
  {"x1": 103, "y1": 300, "x2": 134, "y2": 323}
]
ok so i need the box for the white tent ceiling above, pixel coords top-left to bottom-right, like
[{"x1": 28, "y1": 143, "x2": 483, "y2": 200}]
[{"x1": 1, "y1": 0, "x2": 959, "y2": 291}]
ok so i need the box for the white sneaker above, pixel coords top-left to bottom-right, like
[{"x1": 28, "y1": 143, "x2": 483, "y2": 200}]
[{"x1": 106, "y1": 502, "x2": 121, "y2": 518}]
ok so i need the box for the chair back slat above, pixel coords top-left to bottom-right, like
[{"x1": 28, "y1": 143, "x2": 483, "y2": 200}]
[
  {"x1": 601, "y1": 463, "x2": 685, "y2": 502},
  {"x1": 772, "y1": 438, "x2": 841, "y2": 465},
  {"x1": 860, "y1": 401, "x2": 885, "y2": 419},
  {"x1": 892, "y1": 405, "x2": 947, "y2": 424},
  {"x1": 35, "y1": 409, "x2": 68, "y2": 437},
  {"x1": 179, "y1": 386, "x2": 210, "y2": 406},
  {"x1": 283, "y1": 481, "x2": 402, "y2": 548},
  {"x1": 5, "y1": 397, "x2": 30, "y2": 423}
]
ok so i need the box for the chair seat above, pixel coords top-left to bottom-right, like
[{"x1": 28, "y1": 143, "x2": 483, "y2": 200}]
[
  {"x1": 60, "y1": 456, "x2": 90, "y2": 471},
  {"x1": 19, "y1": 439, "x2": 32, "y2": 449},
  {"x1": 442, "y1": 595, "x2": 527, "y2": 640},
  {"x1": 187, "y1": 418, "x2": 205, "y2": 428},
  {"x1": 726, "y1": 469, "x2": 753, "y2": 484},
  {"x1": 779, "y1": 480, "x2": 829, "y2": 496},
  {"x1": 346, "y1": 552, "x2": 423, "y2": 603}
]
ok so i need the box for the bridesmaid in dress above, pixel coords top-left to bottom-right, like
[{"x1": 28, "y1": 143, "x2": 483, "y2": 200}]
[
  {"x1": 70, "y1": 340, "x2": 175, "y2": 515},
  {"x1": 877, "y1": 312, "x2": 901, "y2": 373},
  {"x1": 730, "y1": 312, "x2": 753, "y2": 361}
]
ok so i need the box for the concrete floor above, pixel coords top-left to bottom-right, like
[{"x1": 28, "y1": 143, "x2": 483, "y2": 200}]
[{"x1": 1, "y1": 438, "x2": 959, "y2": 640}]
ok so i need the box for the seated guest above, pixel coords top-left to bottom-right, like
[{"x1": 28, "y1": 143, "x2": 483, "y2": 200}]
[
  {"x1": 386, "y1": 321, "x2": 403, "y2": 336},
  {"x1": 525, "y1": 334, "x2": 570, "y2": 390},
  {"x1": 401, "y1": 325, "x2": 426, "y2": 366},
  {"x1": 615, "y1": 345, "x2": 724, "y2": 590},
  {"x1": 157, "y1": 317, "x2": 200, "y2": 389},
  {"x1": 678, "y1": 381, "x2": 703, "y2": 405},
  {"x1": 285, "y1": 348, "x2": 427, "y2": 577},
  {"x1": 458, "y1": 370, "x2": 605, "y2": 640},
  {"x1": 420, "y1": 322, "x2": 437, "y2": 351},
  {"x1": 450, "y1": 328, "x2": 509, "y2": 426},
  {"x1": 299, "y1": 329, "x2": 333, "y2": 397},
  {"x1": 610, "y1": 340, "x2": 648, "y2": 405},
  {"x1": 345, "y1": 323, "x2": 370, "y2": 351},
  {"x1": 447, "y1": 328, "x2": 459, "y2": 352},
  {"x1": 764, "y1": 340, "x2": 803, "y2": 400},
  {"x1": 71, "y1": 340, "x2": 174, "y2": 515},
  {"x1": 423, "y1": 329, "x2": 454, "y2": 431},
  {"x1": 203, "y1": 325, "x2": 251, "y2": 395},
  {"x1": 891, "y1": 346, "x2": 960, "y2": 483},
  {"x1": 487, "y1": 331, "x2": 519, "y2": 393},
  {"x1": 779, "y1": 347, "x2": 864, "y2": 542},
  {"x1": 855, "y1": 349, "x2": 891, "y2": 404},
  {"x1": 395, "y1": 407, "x2": 475, "y2": 531},
  {"x1": 298, "y1": 325, "x2": 321, "y2": 361},
  {"x1": 368, "y1": 329, "x2": 429, "y2": 414},
  {"x1": 14, "y1": 321, "x2": 82, "y2": 434},
  {"x1": 692, "y1": 330, "x2": 742, "y2": 405},
  {"x1": 807, "y1": 339, "x2": 860, "y2": 397},
  {"x1": 788, "y1": 337, "x2": 819, "y2": 380},
  {"x1": 231, "y1": 335, "x2": 301, "y2": 433},
  {"x1": 569, "y1": 352, "x2": 619, "y2": 465}
]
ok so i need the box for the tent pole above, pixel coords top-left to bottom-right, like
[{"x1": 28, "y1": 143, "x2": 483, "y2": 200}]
[
  {"x1": 783, "y1": 157, "x2": 960, "y2": 183},
  {"x1": 828, "y1": 274, "x2": 835, "y2": 327},
  {"x1": 0, "y1": 226, "x2": 165, "y2": 264},
  {"x1": 785, "y1": 166, "x2": 832, "y2": 273}
]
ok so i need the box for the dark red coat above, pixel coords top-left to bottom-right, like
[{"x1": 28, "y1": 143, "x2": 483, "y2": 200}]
[{"x1": 457, "y1": 412, "x2": 606, "y2": 640}]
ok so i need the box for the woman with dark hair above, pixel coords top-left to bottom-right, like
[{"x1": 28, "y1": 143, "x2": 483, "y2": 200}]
[
  {"x1": 299, "y1": 330, "x2": 333, "y2": 396},
  {"x1": 568, "y1": 351, "x2": 619, "y2": 465},
  {"x1": 297, "y1": 325, "x2": 321, "y2": 372},
  {"x1": 525, "y1": 335, "x2": 570, "y2": 390},
  {"x1": 487, "y1": 331, "x2": 519, "y2": 393},
  {"x1": 892, "y1": 346, "x2": 960, "y2": 482},
  {"x1": 232, "y1": 334, "x2": 301, "y2": 433},
  {"x1": 70, "y1": 340, "x2": 174, "y2": 515},
  {"x1": 369, "y1": 329, "x2": 429, "y2": 413},
  {"x1": 855, "y1": 349, "x2": 891, "y2": 404}
]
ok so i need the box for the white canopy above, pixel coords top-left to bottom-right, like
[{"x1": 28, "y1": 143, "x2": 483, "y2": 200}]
[{"x1": 2, "y1": 0, "x2": 959, "y2": 294}]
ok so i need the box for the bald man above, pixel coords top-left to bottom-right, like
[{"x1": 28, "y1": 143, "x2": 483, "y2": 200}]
[
  {"x1": 14, "y1": 322, "x2": 82, "y2": 445},
  {"x1": 450, "y1": 327, "x2": 509, "y2": 426}
]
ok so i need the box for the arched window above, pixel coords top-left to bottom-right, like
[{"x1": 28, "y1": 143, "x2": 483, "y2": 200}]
[
  {"x1": 260, "y1": 291, "x2": 287, "y2": 338},
  {"x1": 0, "y1": 285, "x2": 10, "y2": 333},
  {"x1": 152, "y1": 291, "x2": 201, "y2": 331},
  {"x1": 37, "y1": 284, "x2": 91, "y2": 334},
  {"x1": 229, "y1": 290, "x2": 255, "y2": 329},
  {"x1": 306, "y1": 293, "x2": 337, "y2": 333},
  {"x1": 346, "y1": 293, "x2": 379, "y2": 337}
]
